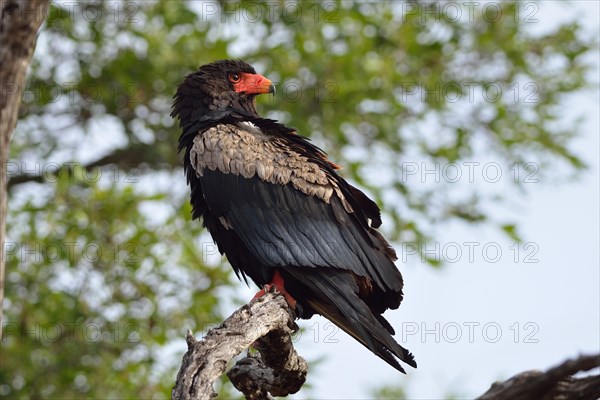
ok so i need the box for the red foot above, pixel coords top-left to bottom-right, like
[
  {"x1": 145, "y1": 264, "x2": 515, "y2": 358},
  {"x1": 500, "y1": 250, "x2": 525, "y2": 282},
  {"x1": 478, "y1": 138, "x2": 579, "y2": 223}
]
[{"x1": 253, "y1": 270, "x2": 297, "y2": 310}]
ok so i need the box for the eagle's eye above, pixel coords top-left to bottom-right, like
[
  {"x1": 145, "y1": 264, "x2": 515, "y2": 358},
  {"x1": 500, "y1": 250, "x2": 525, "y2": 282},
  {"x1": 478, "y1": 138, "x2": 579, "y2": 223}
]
[{"x1": 228, "y1": 73, "x2": 241, "y2": 83}]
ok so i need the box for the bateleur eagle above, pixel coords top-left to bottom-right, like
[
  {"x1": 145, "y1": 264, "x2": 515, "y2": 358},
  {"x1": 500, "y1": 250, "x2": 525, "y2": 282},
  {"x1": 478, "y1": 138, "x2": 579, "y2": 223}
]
[{"x1": 172, "y1": 59, "x2": 416, "y2": 373}]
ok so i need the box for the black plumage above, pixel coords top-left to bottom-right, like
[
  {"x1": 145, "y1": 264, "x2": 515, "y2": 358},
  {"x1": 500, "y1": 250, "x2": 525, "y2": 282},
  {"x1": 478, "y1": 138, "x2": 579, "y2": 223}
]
[{"x1": 171, "y1": 59, "x2": 416, "y2": 373}]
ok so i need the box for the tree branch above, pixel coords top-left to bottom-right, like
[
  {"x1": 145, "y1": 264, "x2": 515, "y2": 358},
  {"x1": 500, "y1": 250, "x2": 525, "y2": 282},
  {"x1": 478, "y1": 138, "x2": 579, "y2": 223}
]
[
  {"x1": 172, "y1": 292, "x2": 308, "y2": 400},
  {"x1": 6, "y1": 143, "x2": 176, "y2": 190},
  {"x1": 0, "y1": 0, "x2": 50, "y2": 340},
  {"x1": 477, "y1": 353, "x2": 600, "y2": 400}
]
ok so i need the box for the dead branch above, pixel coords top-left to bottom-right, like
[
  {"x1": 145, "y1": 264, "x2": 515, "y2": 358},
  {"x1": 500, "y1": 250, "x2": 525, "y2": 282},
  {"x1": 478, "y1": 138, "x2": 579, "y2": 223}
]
[
  {"x1": 171, "y1": 292, "x2": 307, "y2": 400},
  {"x1": 477, "y1": 353, "x2": 600, "y2": 400}
]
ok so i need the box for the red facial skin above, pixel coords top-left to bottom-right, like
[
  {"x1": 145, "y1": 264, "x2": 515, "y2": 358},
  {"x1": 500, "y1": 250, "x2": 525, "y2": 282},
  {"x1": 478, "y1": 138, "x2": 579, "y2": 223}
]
[{"x1": 231, "y1": 72, "x2": 275, "y2": 95}]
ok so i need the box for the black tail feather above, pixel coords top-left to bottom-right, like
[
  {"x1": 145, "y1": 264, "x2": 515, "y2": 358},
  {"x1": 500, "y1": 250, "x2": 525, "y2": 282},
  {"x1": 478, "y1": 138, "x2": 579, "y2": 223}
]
[{"x1": 282, "y1": 267, "x2": 417, "y2": 372}]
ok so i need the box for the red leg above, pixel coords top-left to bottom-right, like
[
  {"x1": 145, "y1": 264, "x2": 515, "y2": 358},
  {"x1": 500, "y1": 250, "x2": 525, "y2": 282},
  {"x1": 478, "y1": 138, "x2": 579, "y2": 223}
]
[{"x1": 253, "y1": 270, "x2": 297, "y2": 309}]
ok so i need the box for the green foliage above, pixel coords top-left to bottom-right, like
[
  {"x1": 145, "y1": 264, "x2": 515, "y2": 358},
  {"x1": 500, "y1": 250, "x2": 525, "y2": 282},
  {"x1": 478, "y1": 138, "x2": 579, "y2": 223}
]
[
  {"x1": 370, "y1": 380, "x2": 466, "y2": 400},
  {"x1": 3, "y1": 170, "x2": 231, "y2": 397},
  {"x1": 2, "y1": 0, "x2": 594, "y2": 397},
  {"x1": 369, "y1": 382, "x2": 408, "y2": 399}
]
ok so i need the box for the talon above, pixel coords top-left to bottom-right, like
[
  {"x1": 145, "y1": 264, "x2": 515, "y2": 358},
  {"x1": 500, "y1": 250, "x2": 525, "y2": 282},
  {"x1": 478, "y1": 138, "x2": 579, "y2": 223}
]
[
  {"x1": 252, "y1": 270, "x2": 298, "y2": 311},
  {"x1": 252, "y1": 288, "x2": 266, "y2": 300}
]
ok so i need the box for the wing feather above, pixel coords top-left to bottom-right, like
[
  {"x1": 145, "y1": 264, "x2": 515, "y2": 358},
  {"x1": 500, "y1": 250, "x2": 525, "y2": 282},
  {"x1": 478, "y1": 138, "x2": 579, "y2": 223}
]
[{"x1": 199, "y1": 168, "x2": 403, "y2": 296}]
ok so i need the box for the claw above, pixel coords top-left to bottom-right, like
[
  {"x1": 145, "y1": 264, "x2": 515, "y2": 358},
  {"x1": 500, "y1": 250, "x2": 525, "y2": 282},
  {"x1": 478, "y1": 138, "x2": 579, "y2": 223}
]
[{"x1": 252, "y1": 270, "x2": 297, "y2": 310}]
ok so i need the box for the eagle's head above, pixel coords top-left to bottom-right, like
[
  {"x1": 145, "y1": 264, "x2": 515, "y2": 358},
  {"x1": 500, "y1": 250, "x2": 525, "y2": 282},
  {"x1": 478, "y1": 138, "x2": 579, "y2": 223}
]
[{"x1": 171, "y1": 59, "x2": 274, "y2": 128}]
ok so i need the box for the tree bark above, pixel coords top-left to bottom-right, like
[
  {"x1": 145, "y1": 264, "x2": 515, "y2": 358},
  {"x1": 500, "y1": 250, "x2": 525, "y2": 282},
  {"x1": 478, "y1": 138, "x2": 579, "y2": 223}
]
[
  {"x1": 0, "y1": 0, "x2": 50, "y2": 339},
  {"x1": 477, "y1": 353, "x2": 600, "y2": 400},
  {"x1": 172, "y1": 292, "x2": 307, "y2": 400}
]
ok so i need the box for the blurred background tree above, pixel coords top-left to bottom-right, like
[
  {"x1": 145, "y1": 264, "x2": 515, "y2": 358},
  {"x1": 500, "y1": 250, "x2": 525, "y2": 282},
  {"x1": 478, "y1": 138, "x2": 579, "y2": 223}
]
[{"x1": 1, "y1": 0, "x2": 595, "y2": 398}]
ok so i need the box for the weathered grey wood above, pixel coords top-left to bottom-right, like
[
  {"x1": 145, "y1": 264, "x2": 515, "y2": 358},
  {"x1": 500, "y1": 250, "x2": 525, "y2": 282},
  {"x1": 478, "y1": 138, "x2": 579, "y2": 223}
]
[
  {"x1": 228, "y1": 322, "x2": 307, "y2": 399},
  {"x1": 0, "y1": 0, "x2": 50, "y2": 340},
  {"x1": 172, "y1": 292, "x2": 307, "y2": 400}
]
